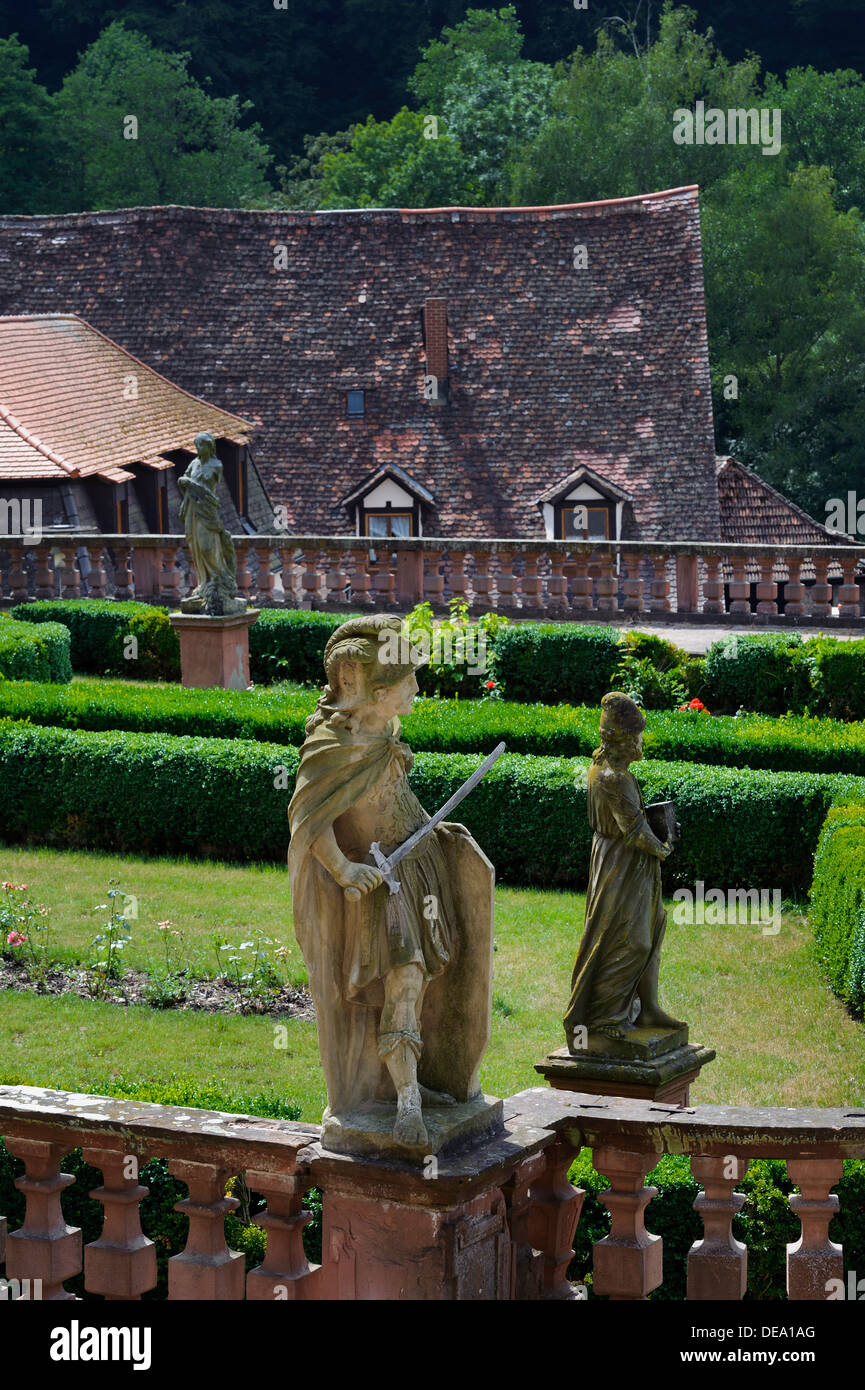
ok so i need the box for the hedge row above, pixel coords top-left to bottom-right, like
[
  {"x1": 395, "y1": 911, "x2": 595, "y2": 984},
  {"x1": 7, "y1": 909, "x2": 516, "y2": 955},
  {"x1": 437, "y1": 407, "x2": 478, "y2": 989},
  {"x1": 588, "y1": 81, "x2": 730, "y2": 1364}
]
[
  {"x1": 10, "y1": 600, "x2": 180, "y2": 680},
  {"x1": 704, "y1": 632, "x2": 865, "y2": 719},
  {"x1": 810, "y1": 801, "x2": 865, "y2": 1016},
  {"x1": 1, "y1": 719, "x2": 861, "y2": 893},
  {"x1": 0, "y1": 617, "x2": 71, "y2": 683},
  {"x1": 6, "y1": 680, "x2": 865, "y2": 777}
]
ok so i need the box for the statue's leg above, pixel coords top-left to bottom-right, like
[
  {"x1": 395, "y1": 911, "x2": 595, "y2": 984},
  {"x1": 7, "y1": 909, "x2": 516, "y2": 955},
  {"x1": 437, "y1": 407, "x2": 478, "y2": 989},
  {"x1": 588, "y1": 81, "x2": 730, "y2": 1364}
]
[
  {"x1": 379, "y1": 963, "x2": 428, "y2": 1146},
  {"x1": 635, "y1": 907, "x2": 685, "y2": 1029}
]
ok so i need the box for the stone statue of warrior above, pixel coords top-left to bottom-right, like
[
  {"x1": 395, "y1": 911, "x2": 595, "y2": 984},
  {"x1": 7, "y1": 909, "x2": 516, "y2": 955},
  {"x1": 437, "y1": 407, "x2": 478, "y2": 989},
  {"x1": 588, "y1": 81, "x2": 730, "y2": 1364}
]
[
  {"x1": 564, "y1": 691, "x2": 684, "y2": 1051},
  {"x1": 178, "y1": 432, "x2": 245, "y2": 615},
  {"x1": 288, "y1": 615, "x2": 495, "y2": 1154}
]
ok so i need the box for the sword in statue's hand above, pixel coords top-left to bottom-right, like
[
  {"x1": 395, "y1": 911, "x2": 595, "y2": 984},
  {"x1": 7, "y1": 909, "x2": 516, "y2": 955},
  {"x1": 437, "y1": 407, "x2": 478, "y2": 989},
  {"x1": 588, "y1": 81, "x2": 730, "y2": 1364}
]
[{"x1": 343, "y1": 742, "x2": 506, "y2": 900}]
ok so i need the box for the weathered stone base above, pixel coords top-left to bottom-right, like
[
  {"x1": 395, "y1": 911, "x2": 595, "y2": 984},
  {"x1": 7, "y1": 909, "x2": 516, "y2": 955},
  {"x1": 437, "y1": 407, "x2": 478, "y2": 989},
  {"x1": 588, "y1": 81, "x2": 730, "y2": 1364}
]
[
  {"x1": 169, "y1": 609, "x2": 258, "y2": 690},
  {"x1": 320, "y1": 1094, "x2": 503, "y2": 1161},
  {"x1": 536, "y1": 1038, "x2": 716, "y2": 1106}
]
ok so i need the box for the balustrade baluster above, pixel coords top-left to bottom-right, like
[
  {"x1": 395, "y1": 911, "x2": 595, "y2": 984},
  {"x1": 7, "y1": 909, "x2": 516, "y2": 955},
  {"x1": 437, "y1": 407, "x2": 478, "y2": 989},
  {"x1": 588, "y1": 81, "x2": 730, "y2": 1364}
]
[
  {"x1": 245, "y1": 1170, "x2": 314, "y2": 1301},
  {"x1": 784, "y1": 555, "x2": 805, "y2": 618},
  {"x1": 470, "y1": 549, "x2": 492, "y2": 612},
  {"x1": 649, "y1": 554, "x2": 671, "y2": 613},
  {"x1": 81, "y1": 1147, "x2": 157, "y2": 1301},
  {"x1": 4, "y1": 1137, "x2": 82, "y2": 1300},
  {"x1": 810, "y1": 556, "x2": 832, "y2": 620},
  {"x1": 596, "y1": 551, "x2": 619, "y2": 614},
  {"x1": 547, "y1": 549, "x2": 569, "y2": 615},
  {"x1": 728, "y1": 553, "x2": 751, "y2": 616},
  {"x1": 33, "y1": 545, "x2": 55, "y2": 600},
  {"x1": 448, "y1": 549, "x2": 467, "y2": 606},
  {"x1": 686, "y1": 1154, "x2": 747, "y2": 1300},
  {"x1": 254, "y1": 542, "x2": 275, "y2": 606},
  {"x1": 570, "y1": 550, "x2": 593, "y2": 613},
  {"x1": 158, "y1": 546, "x2": 183, "y2": 608},
  {"x1": 837, "y1": 556, "x2": 861, "y2": 619},
  {"x1": 325, "y1": 547, "x2": 349, "y2": 607},
  {"x1": 58, "y1": 547, "x2": 81, "y2": 600},
  {"x1": 167, "y1": 1159, "x2": 245, "y2": 1300},
  {"x1": 702, "y1": 554, "x2": 724, "y2": 614},
  {"x1": 235, "y1": 543, "x2": 254, "y2": 604},
  {"x1": 112, "y1": 544, "x2": 134, "y2": 600},
  {"x1": 786, "y1": 1158, "x2": 843, "y2": 1301},
  {"x1": 526, "y1": 1136, "x2": 585, "y2": 1300},
  {"x1": 345, "y1": 546, "x2": 373, "y2": 608},
  {"x1": 276, "y1": 544, "x2": 299, "y2": 606},
  {"x1": 86, "y1": 545, "x2": 108, "y2": 600},
  {"x1": 755, "y1": 554, "x2": 778, "y2": 617},
  {"x1": 299, "y1": 546, "x2": 322, "y2": 608},
  {"x1": 502, "y1": 1151, "x2": 546, "y2": 1301},
  {"x1": 8, "y1": 545, "x2": 29, "y2": 603},
  {"x1": 521, "y1": 551, "x2": 541, "y2": 612},
  {"x1": 423, "y1": 549, "x2": 445, "y2": 607},
  {"x1": 592, "y1": 1146, "x2": 663, "y2": 1301},
  {"x1": 622, "y1": 552, "x2": 644, "y2": 614},
  {"x1": 496, "y1": 549, "x2": 516, "y2": 612}
]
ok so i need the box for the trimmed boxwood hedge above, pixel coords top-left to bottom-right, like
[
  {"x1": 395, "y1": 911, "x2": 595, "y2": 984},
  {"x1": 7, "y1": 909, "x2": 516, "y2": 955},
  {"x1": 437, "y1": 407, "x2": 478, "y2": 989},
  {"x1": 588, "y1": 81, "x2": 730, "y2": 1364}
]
[
  {"x1": 811, "y1": 801, "x2": 865, "y2": 1015},
  {"x1": 10, "y1": 599, "x2": 180, "y2": 680},
  {"x1": 5, "y1": 681, "x2": 865, "y2": 777},
  {"x1": 1, "y1": 719, "x2": 861, "y2": 892},
  {"x1": 490, "y1": 622, "x2": 624, "y2": 703},
  {"x1": 0, "y1": 617, "x2": 71, "y2": 683}
]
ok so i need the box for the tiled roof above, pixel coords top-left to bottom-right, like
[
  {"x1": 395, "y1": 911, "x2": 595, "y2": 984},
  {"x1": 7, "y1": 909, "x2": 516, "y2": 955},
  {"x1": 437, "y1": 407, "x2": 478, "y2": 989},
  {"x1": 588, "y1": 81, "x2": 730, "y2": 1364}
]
[
  {"x1": 0, "y1": 191, "x2": 721, "y2": 539},
  {"x1": 716, "y1": 456, "x2": 851, "y2": 545},
  {"x1": 0, "y1": 314, "x2": 253, "y2": 484}
]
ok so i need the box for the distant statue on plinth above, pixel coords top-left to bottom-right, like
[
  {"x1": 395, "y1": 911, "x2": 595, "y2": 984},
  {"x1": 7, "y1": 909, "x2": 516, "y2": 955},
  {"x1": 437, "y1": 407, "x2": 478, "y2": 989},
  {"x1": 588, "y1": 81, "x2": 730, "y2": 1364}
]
[
  {"x1": 288, "y1": 615, "x2": 501, "y2": 1157},
  {"x1": 564, "y1": 691, "x2": 685, "y2": 1052},
  {"x1": 178, "y1": 432, "x2": 245, "y2": 616}
]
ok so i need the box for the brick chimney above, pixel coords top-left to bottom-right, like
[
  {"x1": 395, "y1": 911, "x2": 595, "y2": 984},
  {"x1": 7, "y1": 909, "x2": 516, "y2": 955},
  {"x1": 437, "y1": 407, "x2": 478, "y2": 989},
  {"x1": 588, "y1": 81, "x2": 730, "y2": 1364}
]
[{"x1": 423, "y1": 297, "x2": 448, "y2": 397}]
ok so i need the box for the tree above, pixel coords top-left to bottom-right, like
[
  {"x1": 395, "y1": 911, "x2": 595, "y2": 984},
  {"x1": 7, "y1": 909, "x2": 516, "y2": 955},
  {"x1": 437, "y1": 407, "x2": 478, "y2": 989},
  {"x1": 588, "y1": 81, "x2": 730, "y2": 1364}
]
[
  {"x1": 0, "y1": 34, "x2": 58, "y2": 213},
  {"x1": 53, "y1": 22, "x2": 273, "y2": 211},
  {"x1": 316, "y1": 108, "x2": 479, "y2": 209},
  {"x1": 765, "y1": 65, "x2": 865, "y2": 213},
  {"x1": 704, "y1": 162, "x2": 865, "y2": 514},
  {"x1": 408, "y1": 6, "x2": 525, "y2": 110}
]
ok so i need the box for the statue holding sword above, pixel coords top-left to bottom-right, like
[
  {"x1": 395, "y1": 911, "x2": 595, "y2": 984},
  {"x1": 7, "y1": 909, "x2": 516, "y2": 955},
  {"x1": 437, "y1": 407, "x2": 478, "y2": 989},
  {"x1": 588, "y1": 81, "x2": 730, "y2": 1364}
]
[{"x1": 288, "y1": 615, "x2": 502, "y2": 1153}]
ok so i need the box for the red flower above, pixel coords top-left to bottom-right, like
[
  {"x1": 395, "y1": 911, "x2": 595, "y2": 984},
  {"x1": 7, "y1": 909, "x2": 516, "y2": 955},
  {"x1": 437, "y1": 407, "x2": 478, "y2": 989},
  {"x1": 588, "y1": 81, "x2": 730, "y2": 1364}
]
[{"x1": 485, "y1": 680, "x2": 496, "y2": 689}]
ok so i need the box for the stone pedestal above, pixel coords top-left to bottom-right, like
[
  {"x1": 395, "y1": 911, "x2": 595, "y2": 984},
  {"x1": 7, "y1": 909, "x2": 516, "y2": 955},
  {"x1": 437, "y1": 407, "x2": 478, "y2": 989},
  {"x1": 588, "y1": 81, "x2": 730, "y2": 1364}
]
[
  {"x1": 309, "y1": 1099, "x2": 566, "y2": 1300},
  {"x1": 536, "y1": 1026, "x2": 715, "y2": 1106},
  {"x1": 168, "y1": 609, "x2": 259, "y2": 690}
]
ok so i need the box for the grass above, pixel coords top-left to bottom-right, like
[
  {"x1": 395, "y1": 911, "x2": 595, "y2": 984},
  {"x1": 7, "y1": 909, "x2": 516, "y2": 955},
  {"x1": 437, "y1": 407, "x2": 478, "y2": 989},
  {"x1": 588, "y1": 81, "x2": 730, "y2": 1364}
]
[{"x1": 2, "y1": 845, "x2": 865, "y2": 1118}]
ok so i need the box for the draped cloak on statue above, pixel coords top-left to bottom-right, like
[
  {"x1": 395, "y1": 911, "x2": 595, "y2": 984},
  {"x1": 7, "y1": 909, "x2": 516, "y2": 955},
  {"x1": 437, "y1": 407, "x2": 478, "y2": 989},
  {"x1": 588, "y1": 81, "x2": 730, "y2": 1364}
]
[
  {"x1": 563, "y1": 761, "x2": 668, "y2": 1044},
  {"x1": 288, "y1": 714, "x2": 495, "y2": 1119}
]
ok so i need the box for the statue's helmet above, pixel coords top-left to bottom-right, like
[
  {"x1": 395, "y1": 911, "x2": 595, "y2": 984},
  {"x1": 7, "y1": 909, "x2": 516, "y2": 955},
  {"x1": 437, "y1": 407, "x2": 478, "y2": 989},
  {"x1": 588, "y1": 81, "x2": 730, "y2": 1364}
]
[
  {"x1": 598, "y1": 691, "x2": 646, "y2": 739},
  {"x1": 322, "y1": 614, "x2": 426, "y2": 697}
]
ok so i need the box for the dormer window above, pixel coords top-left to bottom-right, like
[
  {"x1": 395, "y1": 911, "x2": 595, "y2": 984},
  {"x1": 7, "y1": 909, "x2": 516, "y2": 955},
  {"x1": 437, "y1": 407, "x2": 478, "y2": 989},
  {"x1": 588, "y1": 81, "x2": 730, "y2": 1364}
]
[
  {"x1": 346, "y1": 390, "x2": 365, "y2": 417},
  {"x1": 536, "y1": 465, "x2": 632, "y2": 542},
  {"x1": 341, "y1": 464, "x2": 435, "y2": 539}
]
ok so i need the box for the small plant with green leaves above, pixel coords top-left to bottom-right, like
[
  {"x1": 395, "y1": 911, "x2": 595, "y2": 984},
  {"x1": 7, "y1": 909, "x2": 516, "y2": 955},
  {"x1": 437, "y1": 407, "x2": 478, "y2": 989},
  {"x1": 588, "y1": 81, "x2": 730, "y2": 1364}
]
[
  {"x1": 212, "y1": 927, "x2": 285, "y2": 1010},
  {"x1": 86, "y1": 883, "x2": 133, "y2": 999},
  {"x1": 143, "y1": 919, "x2": 188, "y2": 1008},
  {"x1": 1, "y1": 879, "x2": 54, "y2": 989}
]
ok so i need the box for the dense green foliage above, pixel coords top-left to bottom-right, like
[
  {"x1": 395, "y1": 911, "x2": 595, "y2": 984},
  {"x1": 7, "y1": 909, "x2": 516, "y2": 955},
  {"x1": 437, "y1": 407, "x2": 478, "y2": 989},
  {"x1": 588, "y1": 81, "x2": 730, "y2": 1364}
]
[
  {"x1": 10, "y1": 679, "x2": 865, "y2": 777},
  {"x1": 810, "y1": 801, "x2": 865, "y2": 1015},
  {"x1": 1, "y1": 717, "x2": 859, "y2": 893},
  {"x1": 11, "y1": 599, "x2": 180, "y2": 680},
  {"x1": 571, "y1": 1151, "x2": 865, "y2": 1300},
  {"x1": 490, "y1": 622, "x2": 624, "y2": 703},
  {"x1": 703, "y1": 633, "x2": 865, "y2": 718},
  {"x1": 0, "y1": 617, "x2": 71, "y2": 683}
]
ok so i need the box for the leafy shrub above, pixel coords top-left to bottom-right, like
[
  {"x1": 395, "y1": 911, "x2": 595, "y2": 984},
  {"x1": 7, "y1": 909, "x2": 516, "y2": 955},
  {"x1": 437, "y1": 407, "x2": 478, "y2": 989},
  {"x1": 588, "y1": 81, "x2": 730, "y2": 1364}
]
[
  {"x1": 0, "y1": 720, "x2": 860, "y2": 891},
  {"x1": 0, "y1": 616, "x2": 71, "y2": 682},
  {"x1": 807, "y1": 638, "x2": 865, "y2": 722},
  {"x1": 811, "y1": 800, "x2": 865, "y2": 1014},
  {"x1": 11, "y1": 600, "x2": 178, "y2": 680},
  {"x1": 248, "y1": 609, "x2": 345, "y2": 685},
  {"x1": 0, "y1": 1074, "x2": 310, "y2": 1299},
  {"x1": 402, "y1": 598, "x2": 507, "y2": 697},
  {"x1": 703, "y1": 633, "x2": 811, "y2": 715},
  {"x1": 490, "y1": 623, "x2": 624, "y2": 703},
  {"x1": 615, "y1": 655, "x2": 687, "y2": 710}
]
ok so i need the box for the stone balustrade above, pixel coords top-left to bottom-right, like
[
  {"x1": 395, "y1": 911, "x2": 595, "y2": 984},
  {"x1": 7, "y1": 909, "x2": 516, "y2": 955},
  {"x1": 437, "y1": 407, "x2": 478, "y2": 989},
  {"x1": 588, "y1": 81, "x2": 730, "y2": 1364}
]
[
  {"x1": 1, "y1": 534, "x2": 864, "y2": 625},
  {"x1": 1, "y1": 1084, "x2": 863, "y2": 1301}
]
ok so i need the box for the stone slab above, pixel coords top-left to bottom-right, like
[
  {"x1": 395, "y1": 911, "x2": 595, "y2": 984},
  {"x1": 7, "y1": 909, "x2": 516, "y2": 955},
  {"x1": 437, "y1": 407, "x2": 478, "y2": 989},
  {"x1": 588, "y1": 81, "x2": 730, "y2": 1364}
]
[
  {"x1": 580, "y1": 1023, "x2": 689, "y2": 1060},
  {"x1": 320, "y1": 1094, "x2": 504, "y2": 1163}
]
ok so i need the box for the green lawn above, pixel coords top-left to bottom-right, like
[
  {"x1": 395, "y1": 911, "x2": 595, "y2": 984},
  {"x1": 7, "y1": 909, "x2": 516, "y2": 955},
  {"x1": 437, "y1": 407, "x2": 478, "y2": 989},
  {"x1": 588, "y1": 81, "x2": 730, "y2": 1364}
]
[{"x1": 2, "y1": 846, "x2": 864, "y2": 1119}]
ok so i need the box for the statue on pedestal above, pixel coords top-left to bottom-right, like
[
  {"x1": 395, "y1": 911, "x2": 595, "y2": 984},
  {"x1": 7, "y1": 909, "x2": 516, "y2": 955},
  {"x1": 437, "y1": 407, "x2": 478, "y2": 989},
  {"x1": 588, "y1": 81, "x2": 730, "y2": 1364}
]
[
  {"x1": 178, "y1": 432, "x2": 246, "y2": 616},
  {"x1": 564, "y1": 691, "x2": 685, "y2": 1053},
  {"x1": 288, "y1": 615, "x2": 499, "y2": 1156}
]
